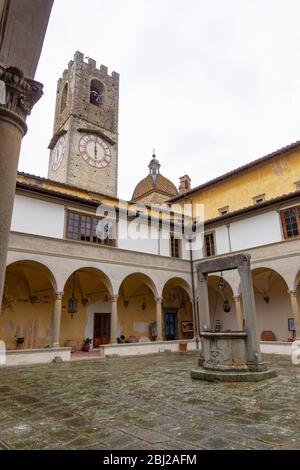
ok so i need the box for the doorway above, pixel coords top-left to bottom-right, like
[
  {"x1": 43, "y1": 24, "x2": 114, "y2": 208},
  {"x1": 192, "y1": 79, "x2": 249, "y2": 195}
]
[
  {"x1": 93, "y1": 313, "x2": 111, "y2": 347},
  {"x1": 164, "y1": 310, "x2": 177, "y2": 340}
]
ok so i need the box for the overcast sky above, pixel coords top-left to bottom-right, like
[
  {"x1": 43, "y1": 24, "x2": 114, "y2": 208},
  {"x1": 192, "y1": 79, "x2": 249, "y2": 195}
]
[{"x1": 19, "y1": 0, "x2": 300, "y2": 200}]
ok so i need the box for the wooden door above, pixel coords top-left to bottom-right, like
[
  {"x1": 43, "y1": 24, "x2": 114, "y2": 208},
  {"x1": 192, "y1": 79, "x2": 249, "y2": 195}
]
[{"x1": 93, "y1": 313, "x2": 111, "y2": 347}]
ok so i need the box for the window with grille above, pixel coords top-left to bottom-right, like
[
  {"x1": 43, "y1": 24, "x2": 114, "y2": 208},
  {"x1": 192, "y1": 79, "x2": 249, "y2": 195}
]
[
  {"x1": 66, "y1": 211, "x2": 115, "y2": 246},
  {"x1": 170, "y1": 234, "x2": 181, "y2": 258},
  {"x1": 204, "y1": 232, "x2": 215, "y2": 257},
  {"x1": 281, "y1": 207, "x2": 300, "y2": 239}
]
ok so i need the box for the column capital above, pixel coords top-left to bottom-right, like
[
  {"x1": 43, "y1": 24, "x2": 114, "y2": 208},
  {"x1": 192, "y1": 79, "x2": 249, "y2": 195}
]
[
  {"x1": 110, "y1": 295, "x2": 119, "y2": 302},
  {"x1": 0, "y1": 65, "x2": 43, "y2": 124},
  {"x1": 233, "y1": 295, "x2": 241, "y2": 301},
  {"x1": 288, "y1": 290, "x2": 297, "y2": 298},
  {"x1": 155, "y1": 297, "x2": 163, "y2": 304},
  {"x1": 54, "y1": 292, "x2": 64, "y2": 301}
]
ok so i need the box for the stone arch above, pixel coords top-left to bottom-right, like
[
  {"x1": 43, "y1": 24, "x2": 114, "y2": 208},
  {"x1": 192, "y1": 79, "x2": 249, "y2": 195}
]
[
  {"x1": 6, "y1": 259, "x2": 57, "y2": 292},
  {"x1": 2, "y1": 260, "x2": 57, "y2": 349},
  {"x1": 162, "y1": 277, "x2": 194, "y2": 340},
  {"x1": 60, "y1": 267, "x2": 114, "y2": 350},
  {"x1": 60, "y1": 265, "x2": 113, "y2": 296},
  {"x1": 90, "y1": 78, "x2": 104, "y2": 106},
  {"x1": 117, "y1": 272, "x2": 158, "y2": 342},
  {"x1": 251, "y1": 267, "x2": 291, "y2": 342},
  {"x1": 161, "y1": 277, "x2": 192, "y2": 300},
  {"x1": 207, "y1": 274, "x2": 238, "y2": 332},
  {"x1": 117, "y1": 272, "x2": 158, "y2": 299}
]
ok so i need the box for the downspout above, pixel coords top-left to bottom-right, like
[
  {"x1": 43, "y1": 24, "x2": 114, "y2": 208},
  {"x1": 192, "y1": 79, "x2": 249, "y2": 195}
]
[
  {"x1": 184, "y1": 195, "x2": 200, "y2": 350},
  {"x1": 189, "y1": 237, "x2": 199, "y2": 350}
]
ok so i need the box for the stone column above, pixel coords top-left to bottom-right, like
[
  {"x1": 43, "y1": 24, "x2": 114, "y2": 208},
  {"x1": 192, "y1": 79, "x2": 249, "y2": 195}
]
[
  {"x1": 0, "y1": 66, "x2": 43, "y2": 309},
  {"x1": 288, "y1": 290, "x2": 300, "y2": 339},
  {"x1": 110, "y1": 295, "x2": 119, "y2": 344},
  {"x1": 155, "y1": 297, "x2": 163, "y2": 341},
  {"x1": 238, "y1": 257, "x2": 265, "y2": 371},
  {"x1": 197, "y1": 272, "x2": 211, "y2": 331},
  {"x1": 52, "y1": 292, "x2": 64, "y2": 347},
  {"x1": 233, "y1": 295, "x2": 243, "y2": 330}
]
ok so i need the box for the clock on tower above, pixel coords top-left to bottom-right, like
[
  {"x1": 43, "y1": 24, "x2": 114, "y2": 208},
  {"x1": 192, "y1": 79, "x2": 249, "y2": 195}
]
[{"x1": 47, "y1": 51, "x2": 119, "y2": 197}]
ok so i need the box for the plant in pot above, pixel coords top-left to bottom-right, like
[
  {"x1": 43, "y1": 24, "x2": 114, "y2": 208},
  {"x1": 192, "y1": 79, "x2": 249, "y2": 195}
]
[{"x1": 82, "y1": 338, "x2": 92, "y2": 352}]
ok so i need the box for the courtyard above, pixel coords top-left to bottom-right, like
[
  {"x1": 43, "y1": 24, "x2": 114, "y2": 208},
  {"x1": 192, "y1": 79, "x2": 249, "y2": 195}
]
[{"x1": 0, "y1": 352, "x2": 300, "y2": 450}]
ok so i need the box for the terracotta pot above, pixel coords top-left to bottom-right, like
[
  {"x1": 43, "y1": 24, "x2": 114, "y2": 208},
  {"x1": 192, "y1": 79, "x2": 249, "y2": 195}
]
[
  {"x1": 82, "y1": 343, "x2": 90, "y2": 352},
  {"x1": 179, "y1": 342, "x2": 188, "y2": 352}
]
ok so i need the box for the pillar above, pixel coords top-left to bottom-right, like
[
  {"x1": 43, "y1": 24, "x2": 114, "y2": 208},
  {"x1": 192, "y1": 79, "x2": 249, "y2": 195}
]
[
  {"x1": 155, "y1": 297, "x2": 163, "y2": 341},
  {"x1": 110, "y1": 295, "x2": 119, "y2": 344},
  {"x1": 233, "y1": 295, "x2": 243, "y2": 330},
  {"x1": 52, "y1": 292, "x2": 64, "y2": 347},
  {"x1": 288, "y1": 290, "x2": 300, "y2": 339},
  {"x1": 0, "y1": 66, "x2": 43, "y2": 309},
  {"x1": 238, "y1": 259, "x2": 265, "y2": 370}
]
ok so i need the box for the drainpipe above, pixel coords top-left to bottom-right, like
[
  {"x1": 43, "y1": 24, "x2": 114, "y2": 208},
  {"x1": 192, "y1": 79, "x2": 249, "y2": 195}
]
[
  {"x1": 189, "y1": 237, "x2": 200, "y2": 350},
  {"x1": 226, "y1": 223, "x2": 232, "y2": 252},
  {"x1": 183, "y1": 195, "x2": 199, "y2": 350}
]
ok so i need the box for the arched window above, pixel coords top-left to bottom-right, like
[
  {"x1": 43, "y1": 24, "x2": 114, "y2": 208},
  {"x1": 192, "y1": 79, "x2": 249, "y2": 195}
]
[
  {"x1": 60, "y1": 83, "x2": 68, "y2": 113},
  {"x1": 90, "y1": 79, "x2": 103, "y2": 106}
]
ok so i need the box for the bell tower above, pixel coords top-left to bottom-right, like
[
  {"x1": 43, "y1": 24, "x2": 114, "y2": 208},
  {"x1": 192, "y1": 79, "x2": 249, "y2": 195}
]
[{"x1": 48, "y1": 51, "x2": 119, "y2": 197}]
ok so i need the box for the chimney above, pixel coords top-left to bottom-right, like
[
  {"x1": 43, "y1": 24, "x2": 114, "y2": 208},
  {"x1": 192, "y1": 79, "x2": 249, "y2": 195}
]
[{"x1": 178, "y1": 175, "x2": 191, "y2": 194}]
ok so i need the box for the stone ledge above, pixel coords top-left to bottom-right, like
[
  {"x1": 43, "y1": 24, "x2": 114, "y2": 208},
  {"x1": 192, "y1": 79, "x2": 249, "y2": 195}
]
[{"x1": 190, "y1": 367, "x2": 277, "y2": 383}]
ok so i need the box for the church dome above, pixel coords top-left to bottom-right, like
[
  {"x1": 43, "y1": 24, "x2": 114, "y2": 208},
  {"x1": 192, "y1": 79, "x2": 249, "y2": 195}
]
[{"x1": 131, "y1": 153, "x2": 178, "y2": 202}]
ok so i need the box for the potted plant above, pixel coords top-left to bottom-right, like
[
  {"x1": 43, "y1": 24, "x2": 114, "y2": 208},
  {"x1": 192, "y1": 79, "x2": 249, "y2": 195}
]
[{"x1": 82, "y1": 338, "x2": 92, "y2": 352}]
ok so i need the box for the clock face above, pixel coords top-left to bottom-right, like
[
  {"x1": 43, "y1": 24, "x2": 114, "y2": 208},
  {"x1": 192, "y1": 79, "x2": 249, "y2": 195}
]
[
  {"x1": 79, "y1": 134, "x2": 111, "y2": 168},
  {"x1": 51, "y1": 135, "x2": 66, "y2": 171}
]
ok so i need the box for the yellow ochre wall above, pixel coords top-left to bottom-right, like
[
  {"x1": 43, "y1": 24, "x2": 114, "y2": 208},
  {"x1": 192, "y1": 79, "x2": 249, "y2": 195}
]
[{"x1": 177, "y1": 152, "x2": 300, "y2": 220}]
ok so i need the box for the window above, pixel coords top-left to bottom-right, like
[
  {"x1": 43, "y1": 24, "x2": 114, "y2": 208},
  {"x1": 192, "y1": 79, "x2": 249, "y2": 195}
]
[
  {"x1": 281, "y1": 206, "x2": 300, "y2": 239},
  {"x1": 90, "y1": 79, "x2": 103, "y2": 106},
  {"x1": 60, "y1": 83, "x2": 68, "y2": 113},
  {"x1": 170, "y1": 234, "x2": 181, "y2": 258},
  {"x1": 204, "y1": 232, "x2": 215, "y2": 257},
  {"x1": 66, "y1": 210, "x2": 115, "y2": 246},
  {"x1": 218, "y1": 206, "x2": 229, "y2": 216},
  {"x1": 253, "y1": 194, "x2": 266, "y2": 205}
]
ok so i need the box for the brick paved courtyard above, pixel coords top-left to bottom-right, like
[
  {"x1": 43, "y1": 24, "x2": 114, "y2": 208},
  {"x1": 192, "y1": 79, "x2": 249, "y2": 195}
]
[{"x1": 0, "y1": 352, "x2": 300, "y2": 450}]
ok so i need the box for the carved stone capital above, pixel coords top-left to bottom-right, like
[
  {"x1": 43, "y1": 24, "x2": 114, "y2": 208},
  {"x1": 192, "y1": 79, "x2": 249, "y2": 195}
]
[
  {"x1": 0, "y1": 65, "x2": 43, "y2": 121},
  {"x1": 54, "y1": 292, "x2": 64, "y2": 302}
]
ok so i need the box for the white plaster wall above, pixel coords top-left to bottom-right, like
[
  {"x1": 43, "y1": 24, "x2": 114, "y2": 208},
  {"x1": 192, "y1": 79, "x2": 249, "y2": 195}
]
[
  {"x1": 215, "y1": 226, "x2": 230, "y2": 255},
  {"x1": 159, "y1": 228, "x2": 170, "y2": 257},
  {"x1": 117, "y1": 219, "x2": 159, "y2": 255},
  {"x1": 11, "y1": 195, "x2": 65, "y2": 239},
  {"x1": 215, "y1": 211, "x2": 282, "y2": 254}
]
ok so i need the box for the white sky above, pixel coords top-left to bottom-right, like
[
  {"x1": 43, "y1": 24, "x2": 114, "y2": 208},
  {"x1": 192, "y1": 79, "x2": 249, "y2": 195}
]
[{"x1": 19, "y1": 0, "x2": 300, "y2": 200}]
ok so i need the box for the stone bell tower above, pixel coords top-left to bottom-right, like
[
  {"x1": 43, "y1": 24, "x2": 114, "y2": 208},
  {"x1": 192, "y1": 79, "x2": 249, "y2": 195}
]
[{"x1": 48, "y1": 51, "x2": 119, "y2": 197}]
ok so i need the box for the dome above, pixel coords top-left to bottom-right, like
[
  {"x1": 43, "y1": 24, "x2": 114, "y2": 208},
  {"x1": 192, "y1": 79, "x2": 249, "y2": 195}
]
[
  {"x1": 132, "y1": 153, "x2": 178, "y2": 203},
  {"x1": 132, "y1": 174, "x2": 178, "y2": 201}
]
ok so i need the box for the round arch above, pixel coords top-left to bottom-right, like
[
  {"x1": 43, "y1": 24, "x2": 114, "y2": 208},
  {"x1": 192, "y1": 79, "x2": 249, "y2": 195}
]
[
  {"x1": 61, "y1": 266, "x2": 113, "y2": 296},
  {"x1": 117, "y1": 272, "x2": 158, "y2": 298},
  {"x1": 162, "y1": 277, "x2": 192, "y2": 300},
  {"x1": 2, "y1": 261, "x2": 57, "y2": 350},
  {"x1": 6, "y1": 260, "x2": 57, "y2": 292},
  {"x1": 251, "y1": 267, "x2": 291, "y2": 342},
  {"x1": 207, "y1": 274, "x2": 237, "y2": 332}
]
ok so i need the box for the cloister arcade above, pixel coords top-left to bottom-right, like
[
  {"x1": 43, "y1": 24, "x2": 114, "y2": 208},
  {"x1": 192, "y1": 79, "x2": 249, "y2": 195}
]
[{"x1": 2, "y1": 252, "x2": 300, "y2": 355}]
